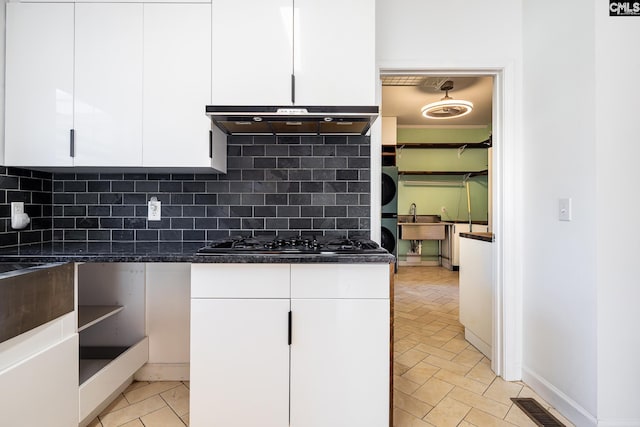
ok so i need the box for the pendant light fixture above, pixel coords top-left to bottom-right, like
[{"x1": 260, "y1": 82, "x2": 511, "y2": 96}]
[{"x1": 421, "y1": 80, "x2": 473, "y2": 119}]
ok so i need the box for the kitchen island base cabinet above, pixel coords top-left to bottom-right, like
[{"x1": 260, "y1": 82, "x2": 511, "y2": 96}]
[
  {"x1": 459, "y1": 235, "x2": 493, "y2": 360},
  {"x1": 190, "y1": 263, "x2": 390, "y2": 427}
]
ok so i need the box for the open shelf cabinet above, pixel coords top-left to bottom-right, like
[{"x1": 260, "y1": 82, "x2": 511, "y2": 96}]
[
  {"x1": 77, "y1": 263, "x2": 148, "y2": 426},
  {"x1": 78, "y1": 305, "x2": 124, "y2": 332}
]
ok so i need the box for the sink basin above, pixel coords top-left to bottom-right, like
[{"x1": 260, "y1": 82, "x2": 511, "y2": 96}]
[
  {"x1": 398, "y1": 222, "x2": 446, "y2": 240},
  {"x1": 397, "y1": 214, "x2": 441, "y2": 224}
]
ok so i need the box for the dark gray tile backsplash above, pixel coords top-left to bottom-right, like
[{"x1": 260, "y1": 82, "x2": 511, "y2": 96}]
[{"x1": 0, "y1": 135, "x2": 371, "y2": 250}]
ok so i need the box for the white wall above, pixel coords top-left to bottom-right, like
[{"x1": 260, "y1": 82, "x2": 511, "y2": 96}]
[
  {"x1": 522, "y1": 1, "x2": 598, "y2": 424},
  {"x1": 1, "y1": 0, "x2": 7, "y2": 164},
  {"x1": 376, "y1": 0, "x2": 522, "y2": 67},
  {"x1": 595, "y1": 0, "x2": 640, "y2": 423},
  {"x1": 139, "y1": 263, "x2": 191, "y2": 381},
  {"x1": 377, "y1": 1, "x2": 617, "y2": 426}
]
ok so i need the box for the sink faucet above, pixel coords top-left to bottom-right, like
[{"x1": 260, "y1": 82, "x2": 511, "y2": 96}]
[{"x1": 409, "y1": 203, "x2": 417, "y2": 223}]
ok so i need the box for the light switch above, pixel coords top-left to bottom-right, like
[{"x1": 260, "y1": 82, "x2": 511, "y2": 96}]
[{"x1": 559, "y1": 198, "x2": 572, "y2": 221}]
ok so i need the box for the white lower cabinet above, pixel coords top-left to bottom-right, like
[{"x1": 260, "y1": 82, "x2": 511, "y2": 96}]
[
  {"x1": 289, "y1": 298, "x2": 390, "y2": 427},
  {"x1": 459, "y1": 236, "x2": 493, "y2": 359},
  {"x1": 191, "y1": 299, "x2": 290, "y2": 427},
  {"x1": 190, "y1": 263, "x2": 390, "y2": 427},
  {"x1": 0, "y1": 333, "x2": 79, "y2": 427}
]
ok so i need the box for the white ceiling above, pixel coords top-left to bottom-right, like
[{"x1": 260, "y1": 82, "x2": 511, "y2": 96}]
[{"x1": 381, "y1": 76, "x2": 493, "y2": 127}]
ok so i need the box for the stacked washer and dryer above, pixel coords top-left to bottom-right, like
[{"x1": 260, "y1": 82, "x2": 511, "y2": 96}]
[{"x1": 381, "y1": 166, "x2": 398, "y2": 266}]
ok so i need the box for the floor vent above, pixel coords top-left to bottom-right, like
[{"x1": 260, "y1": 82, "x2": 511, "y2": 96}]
[{"x1": 511, "y1": 398, "x2": 566, "y2": 427}]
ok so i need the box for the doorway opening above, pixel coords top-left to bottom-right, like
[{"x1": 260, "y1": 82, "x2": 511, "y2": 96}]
[
  {"x1": 374, "y1": 67, "x2": 518, "y2": 382},
  {"x1": 372, "y1": 68, "x2": 520, "y2": 424}
]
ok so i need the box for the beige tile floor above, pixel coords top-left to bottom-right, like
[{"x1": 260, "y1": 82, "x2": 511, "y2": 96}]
[
  {"x1": 393, "y1": 266, "x2": 574, "y2": 427},
  {"x1": 88, "y1": 381, "x2": 189, "y2": 427},
  {"x1": 89, "y1": 265, "x2": 574, "y2": 427}
]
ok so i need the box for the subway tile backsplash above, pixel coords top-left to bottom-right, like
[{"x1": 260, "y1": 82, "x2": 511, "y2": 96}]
[
  {"x1": 0, "y1": 135, "x2": 371, "y2": 251},
  {"x1": 0, "y1": 167, "x2": 53, "y2": 247}
]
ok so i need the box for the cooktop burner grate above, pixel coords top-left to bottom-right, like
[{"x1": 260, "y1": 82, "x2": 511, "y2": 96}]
[{"x1": 196, "y1": 235, "x2": 387, "y2": 255}]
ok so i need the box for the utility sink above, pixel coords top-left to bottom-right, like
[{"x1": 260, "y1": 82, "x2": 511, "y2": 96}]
[{"x1": 397, "y1": 215, "x2": 446, "y2": 240}]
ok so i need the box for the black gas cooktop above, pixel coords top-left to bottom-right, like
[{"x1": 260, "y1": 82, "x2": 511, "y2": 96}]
[{"x1": 196, "y1": 236, "x2": 387, "y2": 255}]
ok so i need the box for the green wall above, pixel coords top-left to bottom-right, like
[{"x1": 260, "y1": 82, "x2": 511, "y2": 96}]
[{"x1": 393, "y1": 127, "x2": 490, "y2": 261}]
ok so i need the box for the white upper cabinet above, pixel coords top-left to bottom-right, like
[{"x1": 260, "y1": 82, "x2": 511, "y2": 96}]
[
  {"x1": 294, "y1": 0, "x2": 376, "y2": 106},
  {"x1": 74, "y1": 3, "x2": 144, "y2": 167},
  {"x1": 142, "y1": 3, "x2": 214, "y2": 168},
  {"x1": 211, "y1": 0, "x2": 293, "y2": 105},
  {"x1": 4, "y1": 3, "x2": 74, "y2": 167},
  {"x1": 4, "y1": 2, "x2": 223, "y2": 171},
  {"x1": 211, "y1": 0, "x2": 375, "y2": 106}
]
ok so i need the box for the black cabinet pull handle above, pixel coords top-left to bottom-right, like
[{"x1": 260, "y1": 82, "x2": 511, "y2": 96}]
[
  {"x1": 291, "y1": 74, "x2": 295, "y2": 104},
  {"x1": 288, "y1": 311, "x2": 292, "y2": 345},
  {"x1": 70, "y1": 129, "x2": 75, "y2": 157},
  {"x1": 209, "y1": 130, "x2": 213, "y2": 158}
]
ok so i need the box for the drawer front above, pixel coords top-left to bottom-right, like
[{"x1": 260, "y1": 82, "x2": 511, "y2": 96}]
[
  {"x1": 191, "y1": 264, "x2": 290, "y2": 298},
  {"x1": 79, "y1": 337, "x2": 149, "y2": 423},
  {"x1": 291, "y1": 264, "x2": 390, "y2": 299}
]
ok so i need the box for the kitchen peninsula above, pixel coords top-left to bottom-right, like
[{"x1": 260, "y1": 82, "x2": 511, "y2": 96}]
[
  {"x1": 458, "y1": 231, "x2": 494, "y2": 360},
  {"x1": 0, "y1": 245, "x2": 394, "y2": 427}
]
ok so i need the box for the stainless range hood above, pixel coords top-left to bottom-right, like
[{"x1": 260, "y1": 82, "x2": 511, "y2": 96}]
[{"x1": 206, "y1": 106, "x2": 379, "y2": 136}]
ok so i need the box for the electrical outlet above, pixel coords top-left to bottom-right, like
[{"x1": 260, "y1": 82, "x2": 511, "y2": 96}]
[
  {"x1": 11, "y1": 202, "x2": 25, "y2": 216},
  {"x1": 148, "y1": 197, "x2": 161, "y2": 221}
]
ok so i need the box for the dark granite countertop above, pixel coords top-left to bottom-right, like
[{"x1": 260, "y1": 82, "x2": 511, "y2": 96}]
[
  {"x1": 0, "y1": 243, "x2": 395, "y2": 264},
  {"x1": 459, "y1": 232, "x2": 494, "y2": 242}
]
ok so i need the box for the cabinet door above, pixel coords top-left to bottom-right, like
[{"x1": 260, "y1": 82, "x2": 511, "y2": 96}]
[
  {"x1": 211, "y1": 0, "x2": 292, "y2": 105},
  {"x1": 142, "y1": 3, "x2": 212, "y2": 168},
  {"x1": 4, "y1": 3, "x2": 74, "y2": 167},
  {"x1": 290, "y1": 298, "x2": 389, "y2": 427},
  {"x1": 74, "y1": 3, "x2": 143, "y2": 166},
  {"x1": 0, "y1": 334, "x2": 78, "y2": 427},
  {"x1": 295, "y1": 0, "x2": 376, "y2": 105},
  {"x1": 190, "y1": 298, "x2": 290, "y2": 427}
]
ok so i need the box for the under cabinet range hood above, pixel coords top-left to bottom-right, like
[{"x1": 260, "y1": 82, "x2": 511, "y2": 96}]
[{"x1": 206, "y1": 106, "x2": 379, "y2": 136}]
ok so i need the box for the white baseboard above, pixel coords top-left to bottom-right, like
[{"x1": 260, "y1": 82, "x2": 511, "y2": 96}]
[
  {"x1": 521, "y1": 366, "x2": 597, "y2": 427},
  {"x1": 596, "y1": 420, "x2": 640, "y2": 427},
  {"x1": 134, "y1": 363, "x2": 190, "y2": 381},
  {"x1": 464, "y1": 328, "x2": 491, "y2": 359}
]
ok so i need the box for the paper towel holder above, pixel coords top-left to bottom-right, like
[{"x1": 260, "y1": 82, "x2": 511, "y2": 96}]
[{"x1": 11, "y1": 202, "x2": 31, "y2": 230}]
